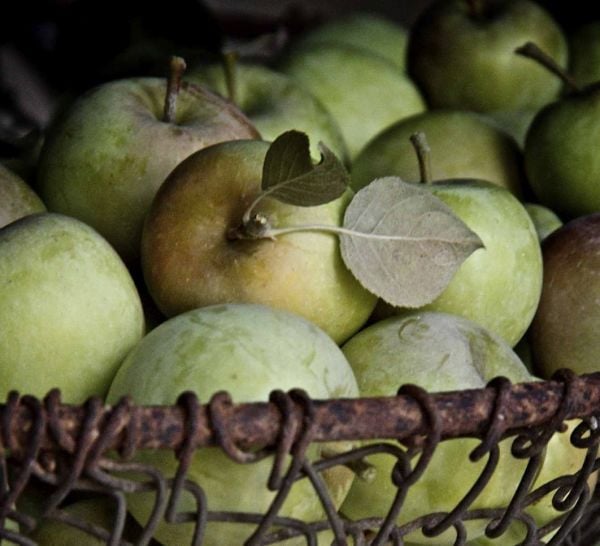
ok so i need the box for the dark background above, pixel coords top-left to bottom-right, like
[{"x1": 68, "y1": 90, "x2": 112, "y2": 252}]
[{"x1": 1, "y1": 0, "x2": 597, "y2": 150}]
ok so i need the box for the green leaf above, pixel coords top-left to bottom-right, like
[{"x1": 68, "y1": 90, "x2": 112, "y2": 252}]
[
  {"x1": 261, "y1": 130, "x2": 349, "y2": 206},
  {"x1": 339, "y1": 177, "x2": 484, "y2": 308}
]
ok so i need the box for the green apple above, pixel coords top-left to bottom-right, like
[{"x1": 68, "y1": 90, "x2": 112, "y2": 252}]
[
  {"x1": 524, "y1": 202, "x2": 563, "y2": 241},
  {"x1": 279, "y1": 43, "x2": 426, "y2": 159},
  {"x1": 529, "y1": 213, "x2": 600, "y2": 377},
  {"x1": 37, "y1": 72, "x2": 259, "y2": 265},
  {"x1": 340, "y1": 310, "x2": 535, "y2": 544},
  {"x1": 350, "y1": 110, "x2": 526, "y2": 198},
  {"x1": 484, "y1": 108, "x2": 540, "y2": 149},
  {"x1": 374, "y1": 177, "x2": 543, "y2": 347},
  {"x1": 27, "y1": 498, "x2": 120, "y2": 545},
  {"x1": 524, "y1": 82, "x2": 600, "y2": 219},
  {"x1": 292, "y1": 11, "x2": 409, "y2": 71},
  {"x1": 0, "y1": 212, "x2": 145, "y2": 402},
  {"x1": 0, "y1": 163, "x2": 45, "y2": 229},
  {"x1": 569, "y1": 21, "x2": 600, "y2": 88},
  {"x1": 106, "y1": 303, "x2": 359, "y2": 546},
  {"x1": 141, "y1": 139, "x2": 377, "y2": 344},
  {"x1": 186, "y1": 62, "x2": 349, "y2": 164},
  {"x1": 407, "y1": 0, "x2": 568, "y2": 112}
]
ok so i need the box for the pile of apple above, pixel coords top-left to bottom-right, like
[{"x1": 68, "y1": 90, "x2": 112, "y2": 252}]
[{"x1": 2, "y1": 0, "x2": 600, "y2": 544}]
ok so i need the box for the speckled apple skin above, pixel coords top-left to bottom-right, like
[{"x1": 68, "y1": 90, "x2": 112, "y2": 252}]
[
  {"x1": 375, "y1": 180, "x2": 543, "y2": 347},
  {"x1": 106, "y1": 303, "x2": 359, "y2": 546},
  {"x1": 530, "y1": 213, "x2": 600, "y2": 376},
  {"x1": 0, "y1": 213, "x2": 144, "y2": 402},
  {"x1": 141, "y1": 139, "x2": 377, "y2": 344},
  {"x1": 37, "y1": 78, "x2": 259, "y2": 265},
  {"x1": 0, "y1": 163, "x2": 45, "y2": 229}
]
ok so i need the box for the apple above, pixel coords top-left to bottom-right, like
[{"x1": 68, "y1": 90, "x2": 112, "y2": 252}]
[
  {"x1": 407, "y1": 0, "x2": 568, "y2": 113},
  {"x1": 141, "y1": 138, "x2": 377, "y2": 344},
  {"x1": 186, "y1": 61, "x2": 349, "y2": 164},
  {"x1": 291, "y1": 11, "x2": 409, "y2": 71},
  {"x1": 279, "y1": 43, "x2": 426, "y2": 159},
  {"x1": 569, "y1": 21, "x2": 600, "y2": 88},
  {"x1": 106, "y1": 303, "x2": 359, "y2": 546},
  {"x1": 350, "y1": 110, "x2": 526, "y2": 198},
  {"x1": 0, "y1": 163, "x2": 45, "y2": 229},
  {"x1": 524, "y1": 202, "x2": 563, "y2": 241},
  {"x1": 27, "y1": 498, "x2": 121, "y2": 545},
  {"x1": 374, "y1": 172, "x2": 543, "y2": 347},
  {"x1": 484, "y1": 108, "x2": 540, "y2": 149},
  {"x1": 523, "y1": 79, "x2": 600, "y2": 219},
  {"x1": 37, "y1": 62, "x2": 259, "y2": 265},
  {"x1": 340, "y1": 310, "x2": 535, "y2": 544},
  {"x1": 0, "y1": 212, "x2": 145, "y2": 402},
  {"x1": 529, "y1": 213, "x2": 600, "y2": 377}
]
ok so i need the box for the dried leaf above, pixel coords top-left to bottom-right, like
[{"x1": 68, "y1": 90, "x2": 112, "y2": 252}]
[
  {"x1": 261, "y1": 130, "x2": 349, "y2": 206},
  {"x1": 340, "y1": 177, "x2": 484, "y2": 308}
]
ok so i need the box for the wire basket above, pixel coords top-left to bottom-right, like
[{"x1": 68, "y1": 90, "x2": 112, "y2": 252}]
[{"x1": 0, "y1": 369, "x2": 599, "y2": 545}]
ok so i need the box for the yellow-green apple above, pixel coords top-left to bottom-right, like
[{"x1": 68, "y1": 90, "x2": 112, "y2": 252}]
[
  {"x1": 141, "y1": 139, "x2": 377, "y2": 344},
  {"x1": 292, "y1": 11, "x2": 409, "y2": 71},
  {"x1": 0, "y1": 212, "x2": 145, "y2": 402},
  {"x1": 37, "y1": 65, "x2": 259, "y2": 265},
  {"x1": 106, "y1": 303, "x2": 359, "y2": 546},
  {"x1": 0, "y1": 163, "x2": 45, "y2": 229},
  {"x1": 186, "y1": 62, "x2": 349, "y2": 164},
  {"x1": 407, "y1": 0, "x2": 568, "y2": 112},
  {"x1": 27, "y1": 498, "x2": 122, "y2": 545},
  {"x1": 372, "y1": 140, "x2": 543, "y2": 347},
  {"x1": 279, "y1": 43, "x2": 425, "y2": 159},
  {"x1": 529, "y1": 213, "x2": 600, "y2": 377},
  {"x1": 340, "y1": 310, "x2": 535, "y2": 544},
  {"x1": 350, "y1": 110, "x2": 526, "y2": 198}
]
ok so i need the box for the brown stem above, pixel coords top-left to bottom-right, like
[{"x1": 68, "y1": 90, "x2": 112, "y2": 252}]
[
  {"x1": 163, "y1": 56, "x2": 187, "y2": 123},
  {"x1": 409, "y1": 132, "x2": 433, "y2": 185},
  {"x1": 515, "y1": 42, "x2": 580, "y2": 93},
  {"x1": 222, "y1": 49, "x2": 240, "y2": 105}
]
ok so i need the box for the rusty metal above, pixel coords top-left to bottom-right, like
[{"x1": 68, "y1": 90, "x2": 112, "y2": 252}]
[{"x1": 0, "y1": 370, "x2": 598, "y2": 544}]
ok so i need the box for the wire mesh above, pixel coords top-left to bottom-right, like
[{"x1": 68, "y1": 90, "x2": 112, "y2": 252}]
[{"x1": 0, "y1": 369, "x2": 599, "y2": 545}]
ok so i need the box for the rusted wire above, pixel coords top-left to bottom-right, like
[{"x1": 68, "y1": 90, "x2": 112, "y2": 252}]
[{"x1": 0, "y1": 372, "x2": 598, "y2": 545}]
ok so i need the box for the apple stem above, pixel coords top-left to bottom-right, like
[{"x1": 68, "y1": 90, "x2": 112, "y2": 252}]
[
  {"x1": 409, "y1": 132, "x2": 433, "y2": 185},
  {"x1": 515, "y1": 42, "x2": 580, "y2": 93},
  {"x1": 222, "y1": 49, "x2": 240, "y2": 105},
  {"x1": 163, "y1": 56, "x2": 187, "y2": 124}
]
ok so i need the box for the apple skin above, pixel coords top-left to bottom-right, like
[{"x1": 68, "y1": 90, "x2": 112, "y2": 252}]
[
  {"x1": 141, "y1": 139, "x2": 377, "y2": 344},
  {"x1": 279, "y1": 44, "x2": 426, "y2": 159},
  {"x1": 186, "y1": 62, "x2": 349, "y2": 165},
  {"x1": 407, "y1": 0, "x2": 568, "y2": 113},
  {"x1": 340, "y1": 310, "x2": 535, "y2": 544},
  {"x1": 0, "y1": 212, "x2": 145, "y2": 403},
  {"x1": 37, "y1": 78, "x2": 259, "y2": 265},
  {"x1": 0, "y1": 163, "x2": 46, "y2": 229},
  {"x1": 350, "y1": 110, "x2": 526, "y2": 198},
  {"x1": 524, "y1": 86, "x2": 600, "y2": 219},
  {"x1": 529, "y1": 213, "x2": 600, "y2": 377},
  {"x1": 293, "y1": 11, "x2": 409, "y2": 71},
  {"x1": 106, "y1": 303, "x2": 359, "y2": 546},
  {"x1": 524, "y1": 202, "x2": 563, "y2": 241},
  {"x1": 27, "y1": 498, "x2": 120, "y2": 545},
  {"x1": 375, "y1": 179, "x2": 543, "y2": 347}
]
